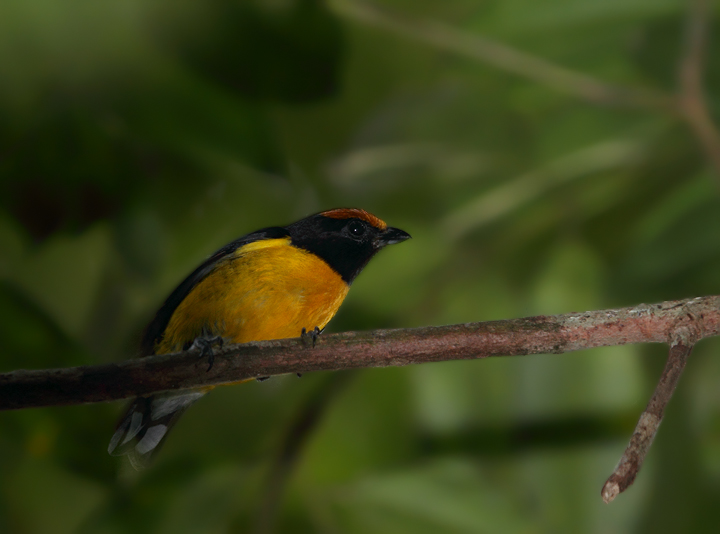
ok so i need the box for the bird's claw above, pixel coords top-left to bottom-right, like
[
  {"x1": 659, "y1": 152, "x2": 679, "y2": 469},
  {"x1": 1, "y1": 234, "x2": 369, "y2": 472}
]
[
  {"x1": 190, "y1": 335, "x2": 224, "y2": 372},
  {"x1": 301, "y1": 326, "x2": 321, "y2": 348}
]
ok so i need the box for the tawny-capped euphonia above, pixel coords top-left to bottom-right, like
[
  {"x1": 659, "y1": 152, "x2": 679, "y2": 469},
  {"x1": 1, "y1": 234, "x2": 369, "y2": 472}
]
[{"x1": 108, "y1": 208, "x2": 410, "y2": 467}]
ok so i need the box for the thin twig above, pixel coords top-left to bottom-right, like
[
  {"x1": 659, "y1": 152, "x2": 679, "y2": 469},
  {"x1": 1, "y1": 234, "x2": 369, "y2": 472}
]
[
  {"x1": 601, "y1": 313, "x2": 702, "y2": 503},
  {"x1": 329, "y1": 0, "x2": 674, "y2": 110},
  {"x1": 677, "y1": 0, "x2": 720, "y2": 178},
  {"x1": 1, "y1": 295, "x2": 719, "y2": 410}
]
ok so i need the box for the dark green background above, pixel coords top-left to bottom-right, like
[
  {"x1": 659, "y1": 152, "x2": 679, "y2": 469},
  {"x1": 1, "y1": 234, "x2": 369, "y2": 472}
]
[{"x1": 2, "y1": 0, "x2": 720, "y2": 532}]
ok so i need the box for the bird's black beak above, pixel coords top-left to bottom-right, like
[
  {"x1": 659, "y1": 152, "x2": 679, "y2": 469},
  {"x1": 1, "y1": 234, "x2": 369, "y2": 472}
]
[{"x1": 375, "y1": 226, "x2": 411, "y2": 247}]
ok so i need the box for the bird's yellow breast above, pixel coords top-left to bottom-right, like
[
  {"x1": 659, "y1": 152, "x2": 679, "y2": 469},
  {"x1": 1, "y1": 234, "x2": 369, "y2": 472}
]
[{"x1": 156, "y1": 238, "x2": 349, "y2": 354}]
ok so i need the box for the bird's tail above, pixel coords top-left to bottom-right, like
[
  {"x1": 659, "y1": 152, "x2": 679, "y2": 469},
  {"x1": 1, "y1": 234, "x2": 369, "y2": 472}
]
[{"x1": 108, "y1": 389, "x2": 208, "y2": 469}]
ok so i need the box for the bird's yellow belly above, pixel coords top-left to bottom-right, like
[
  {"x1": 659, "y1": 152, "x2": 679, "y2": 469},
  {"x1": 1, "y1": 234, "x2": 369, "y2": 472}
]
[{"x1": 156, "y1": 239, "x2": 349, "y2": 354}]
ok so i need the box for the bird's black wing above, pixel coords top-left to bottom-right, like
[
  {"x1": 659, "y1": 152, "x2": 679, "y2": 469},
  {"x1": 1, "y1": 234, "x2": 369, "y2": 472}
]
[{"x1": 140, "y1": 226, "x2": 290, "y2": 355}]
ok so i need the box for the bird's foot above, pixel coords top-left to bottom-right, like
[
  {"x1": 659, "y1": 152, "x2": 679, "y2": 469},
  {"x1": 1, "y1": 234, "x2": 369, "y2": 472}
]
[
  {"x1": 190, "y1": 335, "x2": 224, "y2": 372},
  {"x1": 301, "y1": 326, "x2": 321, "y2": 348}
]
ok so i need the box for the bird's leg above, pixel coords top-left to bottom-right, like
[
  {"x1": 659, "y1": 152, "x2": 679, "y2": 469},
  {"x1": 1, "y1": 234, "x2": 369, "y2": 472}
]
[
  {"x1": 299, "y1": 326, "x2": 323, "y2": 377},
  {"x1": 301, "y1": 326, "x2": 322, "y2": 348},
  {"x1": 189, "y1": 335, "x2": 224, "y2": 372},
  {"x1": 311, "y1": 325, "x2": 321, "y2": 346}
]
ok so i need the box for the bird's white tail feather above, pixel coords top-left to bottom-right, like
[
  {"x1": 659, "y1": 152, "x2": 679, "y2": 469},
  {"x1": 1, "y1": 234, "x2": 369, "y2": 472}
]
[{"x1": 108, "y1": 390, "x2": 206, "y2": 469}]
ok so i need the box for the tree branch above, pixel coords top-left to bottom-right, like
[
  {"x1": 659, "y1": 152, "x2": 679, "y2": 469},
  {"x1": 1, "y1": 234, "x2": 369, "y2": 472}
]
[
  {"x1": 1, "y1": 295, "x2": 719, "y2": 411},
  {"x1": 2, "y1": 295, "x2": 719, "y2": 504},
  {"x1": 601, "y1": 316, "x2": 700, "y2": 503}
]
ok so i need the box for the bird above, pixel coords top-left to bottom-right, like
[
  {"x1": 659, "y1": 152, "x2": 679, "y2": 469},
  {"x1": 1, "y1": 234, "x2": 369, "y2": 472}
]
[{"x1": 108, "y1": 208, "x2": 411, "y2": 468}]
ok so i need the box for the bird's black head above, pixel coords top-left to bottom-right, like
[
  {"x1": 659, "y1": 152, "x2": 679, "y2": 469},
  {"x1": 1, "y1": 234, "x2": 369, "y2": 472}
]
[{"x1": 286, "y1": 208, "x2": 411, "y2": 284}]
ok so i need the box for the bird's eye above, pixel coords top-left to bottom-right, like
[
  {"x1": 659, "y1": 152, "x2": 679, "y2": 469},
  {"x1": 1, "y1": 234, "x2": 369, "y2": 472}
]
[{"x1": 348, "y1": 220, "x2": 365, "y2": 238}]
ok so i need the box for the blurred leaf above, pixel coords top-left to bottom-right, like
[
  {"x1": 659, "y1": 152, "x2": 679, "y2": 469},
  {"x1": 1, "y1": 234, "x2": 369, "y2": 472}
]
[
  {"x1": 629, "y1": 171, "x2": 715, "y2": 245},
  {"x1": 326, "y1": 459, "x2": 532, "y2": 533},
  {"x1": 0, "y1": 211, "x2": 27, "y2": 277},
  {"x1": 11, "y1": 225, "x2": 112, "y2": 340},
  {"x1": 3, "y1": 457, "x2": 107, "y2": 534},
  {"x1": 155, "y1": 464, "x2": 250, "y2": 534},
  {"x1": 443, "y1": 139, "x2": 646, "y2": 240},
  {"x1": 532, "y1": 239, "x2": 604, "y2": 314},
  {"x1": 473, "y1": 0, "x2": 682, "y2": 34},
  {"x1": 118, "y1": 72, "x2": 283, "y2": 171},
  {"x1": 298, "y1": 368, "x2": 416, "y2": 484},
  {"x1": 0, "y1": 109, "x2": 134, "y2": 240},
  {"x1": 0, "y1": 282, "x2": 83, "y2": 371},
  {"x1": 177, "y1": 0, "x2": 344, "y2": 103}
]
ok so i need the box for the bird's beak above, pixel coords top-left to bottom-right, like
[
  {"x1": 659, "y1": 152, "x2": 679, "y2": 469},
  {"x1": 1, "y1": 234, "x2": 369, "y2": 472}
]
[{"x1": 375, "y1": 227, "x2": 412, "y2": 247}]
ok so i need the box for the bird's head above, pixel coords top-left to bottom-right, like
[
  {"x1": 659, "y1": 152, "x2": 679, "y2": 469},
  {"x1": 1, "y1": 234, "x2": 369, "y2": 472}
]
[{"x1": 286, "y1": 208, "x2": 411, "y2": 284}]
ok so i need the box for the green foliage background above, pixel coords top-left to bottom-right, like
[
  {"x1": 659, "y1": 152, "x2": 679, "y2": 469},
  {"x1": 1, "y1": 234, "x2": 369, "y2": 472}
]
[{"x1": 2, "y1": 0, "x2": 720, "y2": 532}]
